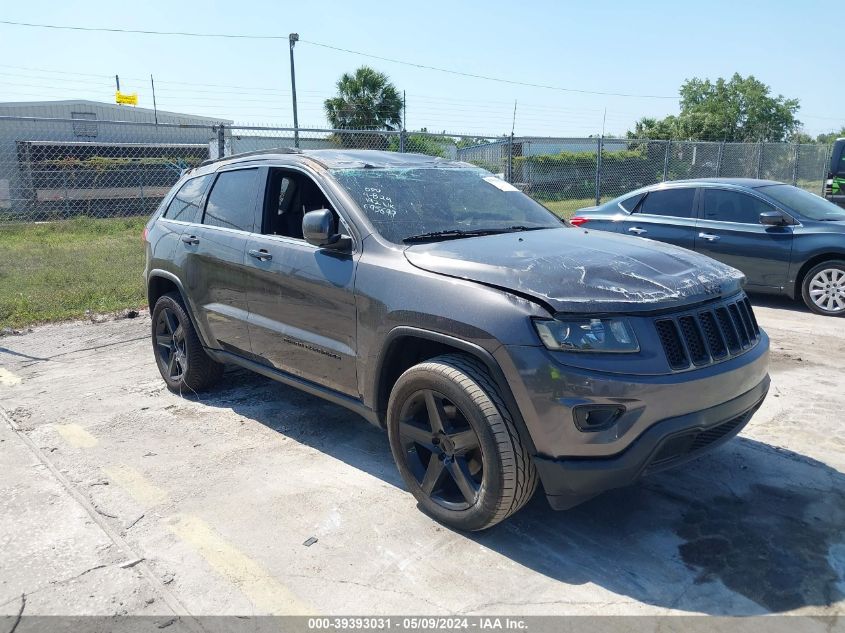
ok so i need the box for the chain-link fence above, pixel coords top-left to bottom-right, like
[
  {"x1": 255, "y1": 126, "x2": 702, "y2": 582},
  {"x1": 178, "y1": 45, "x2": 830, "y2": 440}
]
[
  {"x1": 0, "y1": 116, "x2": 835, "y2": 224},
  {"x1": 0, "y1": 115, "x2": 837, "y2": 327}
]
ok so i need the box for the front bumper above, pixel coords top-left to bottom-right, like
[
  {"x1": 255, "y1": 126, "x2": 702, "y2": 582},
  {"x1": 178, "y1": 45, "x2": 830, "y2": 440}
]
[
  {"x1": 534, "y1": 375, "x2": 769, "y2": 509},
  {"x1": 492, "y1": 327, "x2": 770, "y2": 509}
]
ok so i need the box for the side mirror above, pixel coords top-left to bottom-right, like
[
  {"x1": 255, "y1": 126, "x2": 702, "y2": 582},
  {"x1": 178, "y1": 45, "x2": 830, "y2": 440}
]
[
  {"x1": 302, "y1": 208, "x2": 351, "y2": 250},
  {"x1": 759, "y1": 211, "x2": 788, "y2": 226}
]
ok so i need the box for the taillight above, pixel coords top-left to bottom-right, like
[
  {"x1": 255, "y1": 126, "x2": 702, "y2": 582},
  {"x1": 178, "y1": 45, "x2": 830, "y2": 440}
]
[
  {"x1": 142, "y1": 227, "x2": 149, "y2": 243},
  {"x1": 570, "y1": 216, "x2": 588, "y2": 227}
]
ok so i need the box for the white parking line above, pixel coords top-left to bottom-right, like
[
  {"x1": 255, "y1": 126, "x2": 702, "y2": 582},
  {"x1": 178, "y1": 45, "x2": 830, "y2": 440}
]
[
  {"x1": 0, "y1": 367, "x2": 21, "y2": 386},
  {"x1": 55, "y1": 423, "x2": 99, "y2": 448},
  {"x1": 168, "y1": 514, "x2": 315, "y2": 615},
  {"x1": 104, "y1": 465, "x2": 169, "y2": 507}
]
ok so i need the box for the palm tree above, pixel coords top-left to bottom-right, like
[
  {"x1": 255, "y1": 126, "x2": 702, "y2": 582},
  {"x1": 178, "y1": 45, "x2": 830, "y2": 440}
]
[{"x1": 324, "y1": 66, "x2": 402, "y2": 133}]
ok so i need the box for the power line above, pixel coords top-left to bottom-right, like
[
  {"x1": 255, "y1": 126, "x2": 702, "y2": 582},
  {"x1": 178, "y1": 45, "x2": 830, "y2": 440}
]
[
  {"x1": 0, "y1": 19, "x2": 287, "y2": 39},
  {"x1": 0, "y1": 19, "x2": 677, "y2": 99},
  {"x1": 299, "y1": 40, "x2": 677, "y2": 100}
]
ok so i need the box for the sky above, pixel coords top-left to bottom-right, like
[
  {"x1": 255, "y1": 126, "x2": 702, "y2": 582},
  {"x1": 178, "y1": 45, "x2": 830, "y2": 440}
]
[{"x1": 0, "y1": 0, "x2": 842, "y2": 138}]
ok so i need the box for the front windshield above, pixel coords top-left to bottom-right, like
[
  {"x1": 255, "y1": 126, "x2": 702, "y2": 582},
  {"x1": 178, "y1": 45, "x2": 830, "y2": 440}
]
[
  {"x1": 758, "y1": 184, "x2": 845, "y2": 221},
  {"x1": 331, "y1": 167, "x2": 563, "y2": 243}
]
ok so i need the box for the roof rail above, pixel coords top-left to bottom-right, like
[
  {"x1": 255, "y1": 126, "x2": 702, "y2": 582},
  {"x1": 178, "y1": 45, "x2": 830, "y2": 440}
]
[{"x1": 200, "y1": 146, "x2": 302, "y2": 167}]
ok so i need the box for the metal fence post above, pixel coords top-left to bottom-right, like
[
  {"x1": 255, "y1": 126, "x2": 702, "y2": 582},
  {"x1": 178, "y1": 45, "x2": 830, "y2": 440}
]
[
  {"x1": 62, "y1": 170, "x2": 70, "y2": 219},
  {"x1": 822, "y1": 144, "x2": 833, "y2": 195},
  {"x1": 792, "y1": 144, "x2": 800, "y2": 186},
  {"x1": 662, "y1": 140, "x2": 671, "y2": 181},
  {"x1": 507, "y1": 133, "x2": 514, "y2": 183},
  {"x1": 716, "y1": 141, "x2": 725, "y2": 177},
  {"x1": 756, "y1": 142, "x2": 763, "y2": 179},
  {"x1": 138, "y1": 165, "x2": 145, "y2": 213},
  {"x1": 399, "y1": 129, "x2": 407, "y2": 153},
  {"x1": 594, "y1": 136, "x2": 603, "y2": 205},
  {"x1": 217, "y1": 124, "x2": 226, "y2": 158}
]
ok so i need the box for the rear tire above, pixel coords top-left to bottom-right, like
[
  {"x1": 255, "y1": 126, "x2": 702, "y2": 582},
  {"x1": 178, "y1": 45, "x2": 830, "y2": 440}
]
[
  {"x1": 801, "y1": 260, "x2": 845, "y2": 316},
  {"x1": 387, "y1": 354, "x2": 537, "y2": 531},
  {"x1": 151, "y1": 292, "x2": 223, "y2": 393}
]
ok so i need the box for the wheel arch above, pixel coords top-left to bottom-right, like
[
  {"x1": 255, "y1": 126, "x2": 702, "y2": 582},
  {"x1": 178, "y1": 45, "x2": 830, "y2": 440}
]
[
  {"x1": 147, "y1": 269, "x2": 188, "y2": 309},
  {"x1": 794, "y1": 253, "x2": 845, "y2": 299},
  {"x1": 146, "y1": 270, "x2": 214, "y2": 349},
  {"x1": 373, "y1": 326, "x2": 537, "y2": 455}
]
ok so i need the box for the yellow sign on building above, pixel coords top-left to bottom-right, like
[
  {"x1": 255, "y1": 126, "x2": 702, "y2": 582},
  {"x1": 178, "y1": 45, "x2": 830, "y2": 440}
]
[{"x1": 115, "y1": 91, "x2": 138, "y2": 106}]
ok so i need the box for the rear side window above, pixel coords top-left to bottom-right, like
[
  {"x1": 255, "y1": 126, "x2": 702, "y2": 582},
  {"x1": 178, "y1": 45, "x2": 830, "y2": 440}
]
[
  {"x1": 203, "y1": 169, "x2": 259, "y2": 232},
  {"x1": 702, "y1": 189, "x2": 774, "y2": 224},
  {"x1": 636, "y1": 188, "x2": 695, "y2": 218},
  {"x1": 163, "y1": 174, "x2": 212, "y2": 222},
  {"x1": 619, "y1": 192, "x2": 645, "y2": 212}
]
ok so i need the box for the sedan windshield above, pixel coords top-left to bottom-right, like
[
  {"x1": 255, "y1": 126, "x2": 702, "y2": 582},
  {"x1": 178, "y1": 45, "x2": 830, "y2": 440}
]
[
  {"x1": 331, "y1": 167, "x2": 563, "y2": 243},
  {"x1": 757, "y1": 184, "x2": 845, "y2": 221}
]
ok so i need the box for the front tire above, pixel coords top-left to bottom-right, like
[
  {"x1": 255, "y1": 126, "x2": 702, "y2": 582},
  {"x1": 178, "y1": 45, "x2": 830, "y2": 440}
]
[
  {"x1": 151, "y1": 292, "x2": 224, "y2": 393},
  {"x1": 386, "y1": 354, "x2": 537, "y2": 531},
  {"x1": 801, "y1": 260, "x2": 845, "y2": 316}
]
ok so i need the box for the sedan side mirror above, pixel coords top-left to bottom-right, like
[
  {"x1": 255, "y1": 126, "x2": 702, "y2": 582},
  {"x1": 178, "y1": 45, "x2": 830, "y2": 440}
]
[
  {"x1": 759, "y1": 211, "x2": 788, "y2": 226},
  {"x1": 303, "y1": 208, "x2": 351, "y2": 250}
]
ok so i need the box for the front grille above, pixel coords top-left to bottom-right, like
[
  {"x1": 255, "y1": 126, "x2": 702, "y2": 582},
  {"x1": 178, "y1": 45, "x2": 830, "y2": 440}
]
[
  {"x1": 648, "y1": 410, "x2": 751, "y2": 469},
  {"x1": 654, "y1": 295, "x2": 761, "y2": 371}
]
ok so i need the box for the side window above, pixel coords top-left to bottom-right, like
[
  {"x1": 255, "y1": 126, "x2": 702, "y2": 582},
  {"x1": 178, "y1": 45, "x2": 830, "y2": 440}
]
[
  {"x1": 163, "y1": 174, "x2": 212, "y2": 222},
  {"x1": 636, "y1": 188, "x2": 696, "y2": 218},
  {"x1": 619, "y1": 192, "x2": 645, "y2": 212},
  {"x1": 203, "y1": 169, "x2": 259, "y2": 232},
  {"x1": 702, "y1": 189, "x2": 774, "y2": 224},
  {"x1": 838, "y1": 146, "x2": 845, "y2": 175},
  {"x1": 261, "y1": 168, "x2": 335, "y2": 239}
]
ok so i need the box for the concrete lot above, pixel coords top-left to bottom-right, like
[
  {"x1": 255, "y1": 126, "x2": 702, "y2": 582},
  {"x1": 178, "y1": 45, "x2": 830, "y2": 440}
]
[{"x1": 1, "y1": 296, "x2": 844, "y2": 617}]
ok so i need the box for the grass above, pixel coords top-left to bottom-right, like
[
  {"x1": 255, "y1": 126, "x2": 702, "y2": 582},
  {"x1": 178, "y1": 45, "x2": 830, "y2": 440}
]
[
  {"x1": 0, "y1": 216, "x2": 147, "y2": 329},
  {"x1": 0, "y1": 195, "x2": 601, "y2": 329},
  {"x1": 541, "y1": 197, "x2": 599, "y2": 219}
]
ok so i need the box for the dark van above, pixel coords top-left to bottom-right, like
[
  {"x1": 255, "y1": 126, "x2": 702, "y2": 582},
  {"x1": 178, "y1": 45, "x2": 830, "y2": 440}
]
[{"x1": 825, "y1": 138, "x2": 845, "y2": 209}]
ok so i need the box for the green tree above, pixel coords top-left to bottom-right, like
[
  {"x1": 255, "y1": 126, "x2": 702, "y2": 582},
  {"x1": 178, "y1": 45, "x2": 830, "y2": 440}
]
[
  {"x1": 628, "y1": 74, "x2": 801, "y2": 142},
  {"x1": 816, "y1": 127, "x2": 845, "y2": 144},
  {"x1": 324, "y1": 66, "x2": 403, "y2": 131},
  {"x1": 789, "y1": 130, "x2": 816, "y2": 144}
]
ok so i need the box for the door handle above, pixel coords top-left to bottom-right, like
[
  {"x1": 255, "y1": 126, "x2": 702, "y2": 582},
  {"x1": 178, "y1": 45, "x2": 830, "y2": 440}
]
[
  {"x1": 698, "y1": 233, "x2": 720, "y2": 242},
  {"x1": 248, "y1": 249, "x2": 272, "y2": 262},
  {"x1": 628, "y1": 226, "x2": 647, "y2": 235},
  {"x1": 181, "y1": 234, "x2": 200, "y2": 245}
]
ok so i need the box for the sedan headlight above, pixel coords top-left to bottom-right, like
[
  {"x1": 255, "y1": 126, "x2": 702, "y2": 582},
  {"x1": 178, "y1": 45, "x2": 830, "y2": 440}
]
[{"x1": 533, "y1": 317, "x2": 639, "y2": 353}]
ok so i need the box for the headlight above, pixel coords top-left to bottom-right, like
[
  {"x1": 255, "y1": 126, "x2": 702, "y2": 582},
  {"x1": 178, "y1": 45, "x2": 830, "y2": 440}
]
[{"x1": 533, "y1": 317, "x2": 639, "y2": 353}]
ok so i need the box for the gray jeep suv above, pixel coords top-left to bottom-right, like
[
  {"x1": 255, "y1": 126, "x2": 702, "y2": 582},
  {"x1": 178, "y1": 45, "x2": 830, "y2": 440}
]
[{"x1": 144, "y1": 149, "x2": 770, "y2": 531}]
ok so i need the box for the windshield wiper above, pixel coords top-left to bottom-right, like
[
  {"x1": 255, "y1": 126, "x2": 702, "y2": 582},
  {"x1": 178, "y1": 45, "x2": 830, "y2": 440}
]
[{"x1": 402, "y1": 226, "x2": 546, "y2": 244}]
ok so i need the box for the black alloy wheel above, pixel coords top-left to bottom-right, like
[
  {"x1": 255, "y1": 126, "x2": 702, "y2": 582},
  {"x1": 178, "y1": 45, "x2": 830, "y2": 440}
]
[
  {"x1": 155, "y1": 306, "x2": 188, "y2": 382},
  {"x1": 397, "y1": 388, "x2": 483, "y2": 510},
  {"x1": 150, "y1": 291, "x2": 223, "y2": 393}
]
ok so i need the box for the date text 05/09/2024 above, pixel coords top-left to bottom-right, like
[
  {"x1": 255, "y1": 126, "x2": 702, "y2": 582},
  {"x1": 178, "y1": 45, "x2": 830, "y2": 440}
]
[{"x1": 307, "y1": 617, "x2": 528, "y2": 631}]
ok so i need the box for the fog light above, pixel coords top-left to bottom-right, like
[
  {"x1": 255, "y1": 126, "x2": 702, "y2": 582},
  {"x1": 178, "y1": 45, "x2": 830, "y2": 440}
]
[{"x1": 573, "y1": 405, "x2": 625, "y2": 432}]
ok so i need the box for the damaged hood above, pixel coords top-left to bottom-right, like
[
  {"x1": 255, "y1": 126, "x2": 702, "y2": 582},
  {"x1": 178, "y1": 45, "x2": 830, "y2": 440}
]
[{"x1": 403, "y1": 227, "x2": 745, "y2": 314}]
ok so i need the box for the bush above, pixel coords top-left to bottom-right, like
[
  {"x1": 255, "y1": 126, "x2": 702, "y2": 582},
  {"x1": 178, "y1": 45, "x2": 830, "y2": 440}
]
[{"x1": 514, "y1": 147, "x2": 662, "y2": 199}]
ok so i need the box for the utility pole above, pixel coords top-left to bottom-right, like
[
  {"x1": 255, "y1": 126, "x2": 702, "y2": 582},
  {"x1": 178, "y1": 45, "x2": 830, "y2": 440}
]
[
  {"x1": 400, "y1": 90, "x2": 407, "y2": 153},
  {"x1": 150, "y1": 74, "x2": 158, "y2": 124},
  {"x1": 289, "y1": 33, "x2": 300, "y2": 148},
  {"x1": 508, "y1": 100, "x2": 517, "y2": 183},
  {"x1": 115, "y1": 74, "x2": 121, "y2": 105}
]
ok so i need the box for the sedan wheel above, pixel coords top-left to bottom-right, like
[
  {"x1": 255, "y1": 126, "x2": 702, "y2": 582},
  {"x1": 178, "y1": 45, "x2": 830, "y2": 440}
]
[
  {"x1": 808, "y1": 269, "x2": 845, "y2": 313},
  {"x1": 802, "y1": 261, "x2": 845, "y2": 316}
]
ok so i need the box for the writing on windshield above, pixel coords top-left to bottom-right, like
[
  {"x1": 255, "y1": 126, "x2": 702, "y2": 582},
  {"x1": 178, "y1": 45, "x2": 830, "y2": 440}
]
[{"x1": 331, "y1": 167, "x2": 562, "y2": 243}]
